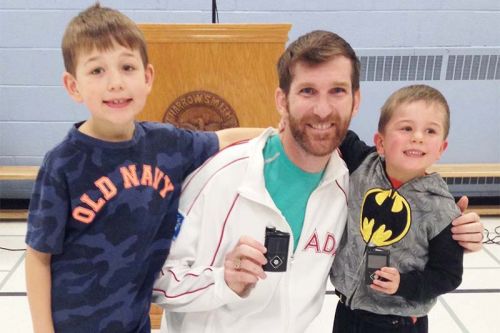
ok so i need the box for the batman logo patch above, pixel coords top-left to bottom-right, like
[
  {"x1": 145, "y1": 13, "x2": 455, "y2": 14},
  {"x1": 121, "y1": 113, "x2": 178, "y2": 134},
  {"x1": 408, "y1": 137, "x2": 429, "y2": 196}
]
[{"x1": 360, "y1": 188, "x2": 411, "y2": 246}]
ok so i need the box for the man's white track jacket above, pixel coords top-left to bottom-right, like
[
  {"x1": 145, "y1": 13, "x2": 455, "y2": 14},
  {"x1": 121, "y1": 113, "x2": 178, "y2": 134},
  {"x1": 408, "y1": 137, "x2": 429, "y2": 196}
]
[{"x1": 153, "y1": 129, "x2": 349, "y2": 333}]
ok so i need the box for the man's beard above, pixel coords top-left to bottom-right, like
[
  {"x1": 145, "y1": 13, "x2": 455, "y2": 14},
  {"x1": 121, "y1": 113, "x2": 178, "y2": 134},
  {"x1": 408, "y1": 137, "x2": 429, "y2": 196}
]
[{"x1": 287, "y1": 110, "x2": 352, "y2": 157}]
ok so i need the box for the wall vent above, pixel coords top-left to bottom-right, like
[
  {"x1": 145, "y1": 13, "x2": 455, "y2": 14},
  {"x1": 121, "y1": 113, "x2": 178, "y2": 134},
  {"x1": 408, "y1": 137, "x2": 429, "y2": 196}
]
[
  {"x1": 444, "y1": 176, "x2": 500, "y2": 198},
  {"x1": 427, "y1": 164, "x2": 500, "y2": 215},
  {"x1": 446, "y1": 55, "x2": 499, "y2": 80},
  {"x1": 359, "y1": 54, "x2": 500, "y2": 82},
  {"x1": 360, "y1": 55, "x2": 442, "y2": 81},
  {"x1": 445, "y1": 176, "x2": 500, "y2": 186}
]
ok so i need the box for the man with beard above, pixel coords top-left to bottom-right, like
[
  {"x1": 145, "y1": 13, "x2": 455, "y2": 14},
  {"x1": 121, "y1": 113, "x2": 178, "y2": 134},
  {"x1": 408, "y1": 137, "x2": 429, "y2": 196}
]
[{"x1": 152, "y1": 31, "x2": 481, "y2": 332}]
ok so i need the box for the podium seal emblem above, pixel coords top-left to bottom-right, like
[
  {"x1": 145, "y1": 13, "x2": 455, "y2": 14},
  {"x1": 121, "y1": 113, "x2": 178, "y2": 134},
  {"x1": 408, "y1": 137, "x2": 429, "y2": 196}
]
[{"x1": 163, "y1": 90, "x2": 239, "y2": 131}]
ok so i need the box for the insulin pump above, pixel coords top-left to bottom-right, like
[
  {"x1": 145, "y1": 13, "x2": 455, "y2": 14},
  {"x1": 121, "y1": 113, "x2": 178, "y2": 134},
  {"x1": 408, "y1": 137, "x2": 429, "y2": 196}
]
[
  {"x1": 365, "y1": 246, "x2": 390, "y2": 284},
  {"x1": 263, "y1": 227, "x2": 290, "y2": 272}
]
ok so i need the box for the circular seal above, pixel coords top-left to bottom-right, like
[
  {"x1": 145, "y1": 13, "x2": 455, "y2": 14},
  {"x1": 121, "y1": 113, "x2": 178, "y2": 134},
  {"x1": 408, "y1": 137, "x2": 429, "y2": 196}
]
[{"x1": 163, "y1": 90, "x2": 239, "y2": 131}]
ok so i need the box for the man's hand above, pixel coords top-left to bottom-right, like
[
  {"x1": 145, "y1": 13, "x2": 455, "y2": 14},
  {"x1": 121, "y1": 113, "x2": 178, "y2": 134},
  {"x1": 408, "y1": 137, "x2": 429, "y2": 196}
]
[
  {"x1": 370, "y1": 267, "x2": 400, "y2": 295},
  {"x1": 452, "y1": 196, "x2": 483, "y2": 252},
  {"x1": 224, "y1": 236, "x2": 268, "y2": 297}
]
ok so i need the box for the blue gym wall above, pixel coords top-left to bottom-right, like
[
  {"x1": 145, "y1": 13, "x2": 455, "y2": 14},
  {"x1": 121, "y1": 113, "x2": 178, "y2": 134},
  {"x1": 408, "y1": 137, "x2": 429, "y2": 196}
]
[{"x1": 1, "y1": 1, "x2": 499, "y2": 198}]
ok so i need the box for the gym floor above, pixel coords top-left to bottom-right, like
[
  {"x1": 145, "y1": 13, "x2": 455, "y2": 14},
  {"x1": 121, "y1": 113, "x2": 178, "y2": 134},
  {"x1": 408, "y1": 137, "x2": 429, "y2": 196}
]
[{"x1": 1, "y1": 217, "x2": 499, "y2": 333}]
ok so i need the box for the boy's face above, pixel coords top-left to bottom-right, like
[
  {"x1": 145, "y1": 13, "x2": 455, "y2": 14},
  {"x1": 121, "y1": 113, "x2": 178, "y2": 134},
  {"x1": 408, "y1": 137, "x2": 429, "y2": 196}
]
[
  {"x1": 63, "y1": 42, "x2": 153, "y2": 138},
  {"x1": 276, "y1": 56, "x2": 360, "y2": 164},
  {"x1": 374, "y1": 100, "x2": 448, "y2": 183}
]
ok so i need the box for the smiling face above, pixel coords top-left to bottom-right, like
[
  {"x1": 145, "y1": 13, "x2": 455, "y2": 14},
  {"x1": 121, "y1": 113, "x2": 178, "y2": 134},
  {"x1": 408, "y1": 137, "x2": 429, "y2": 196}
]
[
  {"x1": 63, "y1": 42, "x2": 154, "y2": 141},
  {"x1": 276, "y1": 56, "x2": 360, "y2": 172},
  {"x1": 374, "y1": 100, "x2": 449, "y2": 183}
]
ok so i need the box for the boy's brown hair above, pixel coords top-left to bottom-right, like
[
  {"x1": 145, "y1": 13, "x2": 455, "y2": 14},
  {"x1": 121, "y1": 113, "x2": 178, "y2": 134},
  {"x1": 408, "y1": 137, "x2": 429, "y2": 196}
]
[
  {"x1": 277, "y1": 30, "x2": 360, "y2": 95},
  {"x1": 378, "y1": 84, "x2": 451, "y2": 138},
  {"x1": 62, "y1": 2, "x2": 148, "y2": 76}
]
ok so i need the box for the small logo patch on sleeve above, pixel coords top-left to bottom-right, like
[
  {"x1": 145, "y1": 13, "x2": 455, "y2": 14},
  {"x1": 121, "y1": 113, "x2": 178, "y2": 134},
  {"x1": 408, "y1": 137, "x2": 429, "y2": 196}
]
[{"x1": 173, "y1": 212, "x2": 185, "y2": 240}]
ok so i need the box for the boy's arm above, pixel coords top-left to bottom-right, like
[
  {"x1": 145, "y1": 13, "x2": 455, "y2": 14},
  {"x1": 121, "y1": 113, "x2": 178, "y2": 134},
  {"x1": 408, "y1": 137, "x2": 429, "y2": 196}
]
[
  {"x1": 25, "y1": 246, "x2": 54, "y2": 333},
  {"x1": 395, "y1": 224, "x2": 464, "y2": 302},
  {"x1": 215, "y1": 127, "x2": 264, "y2": 150},
  {"x1": 339, "y1": 130, "x2": 376, "y2": 174}
]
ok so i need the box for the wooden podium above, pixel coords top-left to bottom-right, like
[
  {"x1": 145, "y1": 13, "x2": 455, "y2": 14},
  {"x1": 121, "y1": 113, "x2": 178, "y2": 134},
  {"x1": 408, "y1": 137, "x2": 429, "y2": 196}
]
[
  {"x1": 137, "y1": 24, "x2": 291, "y2": 130},
  {"x1": 137, "y1": 23, "x2": 290, "y2": 329}
]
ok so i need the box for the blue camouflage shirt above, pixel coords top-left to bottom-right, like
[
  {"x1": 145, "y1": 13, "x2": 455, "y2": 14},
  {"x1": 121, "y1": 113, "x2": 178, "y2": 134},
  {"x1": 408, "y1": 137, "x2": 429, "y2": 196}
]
[{"x1": 26, "y1": 121, "x2": 218, "y2": 332}]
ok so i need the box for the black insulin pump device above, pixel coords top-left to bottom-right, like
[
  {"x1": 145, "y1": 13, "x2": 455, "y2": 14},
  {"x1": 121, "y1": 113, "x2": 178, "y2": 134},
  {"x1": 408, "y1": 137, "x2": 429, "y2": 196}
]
[
  {"x1": 263, "y1": 227, "x2": 290, "y2": 272},
  {"x1": 365, "y1": 246, "x2": 390, "y2": 284}
]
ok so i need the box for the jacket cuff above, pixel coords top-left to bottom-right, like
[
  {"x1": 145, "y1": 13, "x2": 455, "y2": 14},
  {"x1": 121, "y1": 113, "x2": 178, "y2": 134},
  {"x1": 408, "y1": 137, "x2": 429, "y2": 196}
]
[
  {"x1": 213, "y1": 267, "x2": 244, "y2": 304},
  {"x1": 395, "y1": 273, "x2": 417, "y2": 299}
]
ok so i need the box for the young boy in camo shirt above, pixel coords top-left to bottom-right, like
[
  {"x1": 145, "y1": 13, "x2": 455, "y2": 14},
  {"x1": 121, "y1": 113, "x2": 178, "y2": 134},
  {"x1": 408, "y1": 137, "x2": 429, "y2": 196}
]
[{"x1": 24, "y1": 4, "x2": 249, "y2": 332}]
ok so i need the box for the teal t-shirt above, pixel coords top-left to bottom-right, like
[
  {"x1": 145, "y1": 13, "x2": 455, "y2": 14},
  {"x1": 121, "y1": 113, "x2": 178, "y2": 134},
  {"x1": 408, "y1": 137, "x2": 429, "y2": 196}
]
[{"x1": 263, "y1": 135, "x2": 324, "y2": 250}]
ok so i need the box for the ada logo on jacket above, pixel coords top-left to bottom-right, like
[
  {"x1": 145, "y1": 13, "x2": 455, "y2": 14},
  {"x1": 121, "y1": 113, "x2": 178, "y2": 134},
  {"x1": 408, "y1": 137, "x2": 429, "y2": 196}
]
[
  {"x1": 303, "y1": 231, "x2": 337, "y2": 255},
  {"x1": 360, "y1": 188, "x2": 411, "y2": 246}
]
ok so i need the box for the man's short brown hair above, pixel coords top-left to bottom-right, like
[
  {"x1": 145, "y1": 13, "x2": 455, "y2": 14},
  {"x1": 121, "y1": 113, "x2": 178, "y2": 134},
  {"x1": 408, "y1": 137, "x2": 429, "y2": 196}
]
[
  {"x1": 62, "y1": 2, "x2": 148, "y2": 76},
  {"x1": 378, "y1": 84, "x2": 451, "y2": 138},
  {"x1": 277, "y1": 30, "x2": 360, "y2": 95}
]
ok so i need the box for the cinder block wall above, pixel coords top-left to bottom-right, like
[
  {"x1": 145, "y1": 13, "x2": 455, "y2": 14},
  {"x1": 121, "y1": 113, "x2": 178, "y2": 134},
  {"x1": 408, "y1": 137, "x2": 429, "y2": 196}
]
[{"x1": 1, "y1": 0, "x2": 499, "y2": 198}]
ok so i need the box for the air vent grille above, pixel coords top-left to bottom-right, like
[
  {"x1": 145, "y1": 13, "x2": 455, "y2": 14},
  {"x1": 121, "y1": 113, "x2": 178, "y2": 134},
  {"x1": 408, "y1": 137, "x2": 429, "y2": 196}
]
[
  {"x1": 444, "y1": 176, "x2": 500, "y2": 186},
  {"x1": 443, "y1": 176, "x2": 500, "y2": 199},
  {"x1": 359, "y1": 54, "x2": 499, "y2": 81},
  {"x1": 360, "y1": 56, "x2": 442, "y2": 81},
  {"x1": 446, "y1": 55, "x2": 499, "y2": 80}
]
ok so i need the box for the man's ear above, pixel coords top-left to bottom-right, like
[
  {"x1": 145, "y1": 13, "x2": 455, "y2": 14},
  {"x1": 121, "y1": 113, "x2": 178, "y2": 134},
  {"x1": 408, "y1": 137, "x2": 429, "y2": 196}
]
[
  {"x1": 374, "y1": 132, "x2": 385, "y2": 156},
  {"x1": 275, "y1": 87, "x2": 288, "y2": 118},
  {"x1": 62, "y1": 72, "x2": 83, "y2": 103},
  {"x1": 144, "y1": 64, "x2": 154, "y2": 93},
  {"x1": 352, "y1": 89, "x2": 361, "y2": 117}
]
